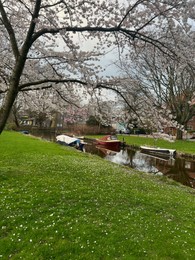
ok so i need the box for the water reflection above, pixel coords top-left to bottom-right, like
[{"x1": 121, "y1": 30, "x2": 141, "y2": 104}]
[
  {"x1": 30, "y1": 129, "x2": 57, "y2": 142},
  {"x1": 27, "y1": 131, "x2": 195, "y2": 189},
  {"x1": 165, "y1": 158, "x2": 195, "y2": 189},
  {"x1": 85, "y1": 144, "x2": 195, "y2": 189}
]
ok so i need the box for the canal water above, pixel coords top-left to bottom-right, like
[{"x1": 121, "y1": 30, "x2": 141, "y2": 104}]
[
  {"x1": 84, "y1": 143, "x2": 195, "y2": 189},
  {"x1": 30, "y1": 131, "x2": 195, "y2": 189}
]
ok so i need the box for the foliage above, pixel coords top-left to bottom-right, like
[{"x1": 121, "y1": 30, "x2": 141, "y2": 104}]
[
  {"x1": 0, "y1": 0, "x2": 194, "y2": 134},
  {"x1": 0, "y1": 131, "x2": 195, "y2": 259},
  {"x1": 86, "y1": 115, "x2": 100, "y2": 126},
  {"x1": 114, "y1": 20, "x2": 195, "y2": 139}
]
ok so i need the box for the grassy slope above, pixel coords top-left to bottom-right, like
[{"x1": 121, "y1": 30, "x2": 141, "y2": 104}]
[{"x1": 0, "y1": 131, "x2": 195, "y2": 259}]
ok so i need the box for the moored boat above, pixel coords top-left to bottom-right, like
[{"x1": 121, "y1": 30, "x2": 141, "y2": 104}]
[
  {"x1": 140, "y1": 146, "x2": 176, "y2": 157},
  {"x1": 56, "y1": 134, "x2": 85, "y2": 150},
  {"x1": 96, "y1": 135, "x2": 121, "y2": 151}
]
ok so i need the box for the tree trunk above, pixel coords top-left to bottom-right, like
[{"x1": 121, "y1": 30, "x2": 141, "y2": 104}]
[
  {"x1": 13, "y1": 113, "x2": 20, "y2": 128},
  {"x1": 11, "y1": 104, "x2": 20, "y2": 128},
  {"x1": 0, "y1": 85, "x2": 18, "y2": 134},
  {"x1": 0, "y1": 43, "x2": 30, "y2": 134},
  {"x1": 176, "y1": 129, "x2": 183, "y2": 140}
]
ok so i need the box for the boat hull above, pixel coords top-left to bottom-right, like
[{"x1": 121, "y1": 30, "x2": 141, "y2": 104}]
[
  {"x1": 96, "y1": 135, "x2": 121, "y2": 152},
  {"x1": 140, "y1": 146, "x2": 176, "y2": 157},
  {"x1": 96, "y1": 140, "x2": 121, "y2": 151}
]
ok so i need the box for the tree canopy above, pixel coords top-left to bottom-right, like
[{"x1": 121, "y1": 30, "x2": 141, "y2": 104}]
[
  {"x1": 0, "y1": 0, "x2": 194, "y2": 134},
  {"x1": 114, "y1": 16, "x2": 195, "y2": 139}
]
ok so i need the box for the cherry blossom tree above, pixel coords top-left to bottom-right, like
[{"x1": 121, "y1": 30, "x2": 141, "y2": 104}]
[
  {"x1": 0, "y1": 0, "x2": 193, "y2": 134},
  {"x1": 101, "y1": 81, "x2": 179, "y2": 135},
  {"x1": 118, "y1": 46, "x2": 195, "y2": 139},
  {"x1": 112, "y1": 11, "x2": 195, "y2": 140},
  {"x1": 14, "y1": 84, "x2": 84, "y2": 127}
]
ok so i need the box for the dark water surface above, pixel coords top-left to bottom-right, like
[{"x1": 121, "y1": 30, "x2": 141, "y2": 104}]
[
  {"x1": 84, "y1": 143, "x2": 195, "y2": 189},
  {"x1": 30, "y1": 131, "x2": 195, "y2": 189}
]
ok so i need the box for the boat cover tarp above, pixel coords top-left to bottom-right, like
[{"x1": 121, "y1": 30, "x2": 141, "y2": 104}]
[{"x1": 56, "y1": 135, "x2": 80, "y2": 145}]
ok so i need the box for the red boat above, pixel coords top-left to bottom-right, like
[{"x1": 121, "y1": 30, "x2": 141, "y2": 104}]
[{"x1": 96, "y1": 135, "x2": 121, "y2": 151}]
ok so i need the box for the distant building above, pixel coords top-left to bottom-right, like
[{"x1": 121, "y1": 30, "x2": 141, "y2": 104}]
[{"x1": 20, "y1": 115, "x2": 36, "y2": 126}]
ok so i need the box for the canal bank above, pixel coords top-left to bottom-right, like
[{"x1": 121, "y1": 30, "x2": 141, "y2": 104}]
[
  {"x1": 23, "y1": 131, "x2": 195, "y2": 189},
  {"x1": 1, "y1": 131, "x2": 195, "y2": 259}
]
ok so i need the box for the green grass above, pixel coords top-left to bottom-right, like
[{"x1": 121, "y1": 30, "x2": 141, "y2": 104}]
[
  {"x1": 0, "y1": 131, "x2": 195, "y2": 259},
  {"x1": 89, "y1": 134, "x2": 195, "y2": 155}
]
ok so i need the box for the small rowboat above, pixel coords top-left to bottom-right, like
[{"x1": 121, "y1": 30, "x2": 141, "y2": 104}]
[{"x1": 140, "y1": 146, "x2": 176, "y2": 157}]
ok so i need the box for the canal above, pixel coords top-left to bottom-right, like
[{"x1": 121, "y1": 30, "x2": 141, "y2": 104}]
[
  {"x1": 30, "y1": 130, "x2": 195, "y2": 189},
  {"x1": 84, "y1": 142, "x2": 195, "y2": 189}
]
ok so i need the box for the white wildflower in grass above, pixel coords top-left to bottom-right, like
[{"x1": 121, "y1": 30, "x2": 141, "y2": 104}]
[{"x1": 1, "y1": 132, "x2": 195, "y2": 258}]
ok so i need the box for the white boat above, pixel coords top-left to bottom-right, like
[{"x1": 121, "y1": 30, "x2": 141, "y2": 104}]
[
  {"x1": 56, "y1": 134, "x2": 85, "y2": 150},
  {"x1": 140, "y1": 146, "x2": 176, "y2": 157}
]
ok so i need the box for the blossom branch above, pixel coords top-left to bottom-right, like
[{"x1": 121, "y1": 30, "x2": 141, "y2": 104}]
[
  {"x1": 0, "y1": 0, "x2": 19, "y2": 59},
  {"x1": 93, "y1": 83, "x2": 144, "y2": 124},
  {"x1": 18, "y1": 78, "x2": 88, "y2": 90},
  {"x1": 31, "y1": 26, "x2": 175, "y2": 56},
  {"x1": 118, "y1": 0, "x2": 146, "y2": 28},
  {"x1": 55, "y1": 89, "x2": 80, "y2": 108}
]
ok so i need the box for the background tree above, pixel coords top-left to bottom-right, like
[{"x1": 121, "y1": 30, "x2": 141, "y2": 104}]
[
  {"x1": 15, "y1": 85, "x2": 85, "y2": 127},
  {"x1": 114, "y1": 17, "x2": 195, "y2": 139},
  {"x1": 86, "y1": 115, "x2": 100, "y2": 126},
  {"x1": 0, "y1": 0, "x2": 191, "y2": 134},
  {"x1": 131, "y1": 52, "x2": 195, "y2": 139}
]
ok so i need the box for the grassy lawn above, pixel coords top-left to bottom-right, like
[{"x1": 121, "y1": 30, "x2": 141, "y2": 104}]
[{"x1": 0, "y1": 131, "x2": 195, "y2": 259}]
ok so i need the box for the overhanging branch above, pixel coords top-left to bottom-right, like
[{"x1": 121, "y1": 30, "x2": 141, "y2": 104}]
[
  {"x1": 55, "y1": 89, "x2": 80, "y2": 108},
  {"x1": 19, "y1": 78, "x2": 88, "y2": 90},
  {"x1": 94, "y1": 83, "x2": 144, "y2": 124},
  {"x1": 31, "y1": 26, "x2": 174, "y2": 56}
]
